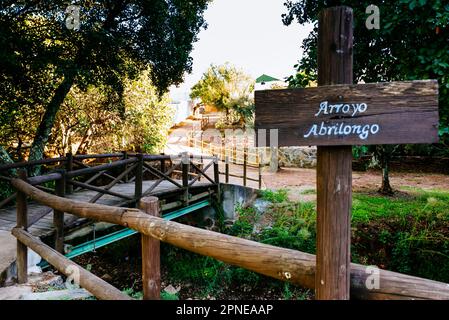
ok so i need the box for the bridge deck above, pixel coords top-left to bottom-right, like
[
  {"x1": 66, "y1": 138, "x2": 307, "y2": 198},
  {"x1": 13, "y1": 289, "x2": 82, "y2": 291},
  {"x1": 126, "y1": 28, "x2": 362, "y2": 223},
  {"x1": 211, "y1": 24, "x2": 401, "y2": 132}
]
[{"x1": 0, "y1": 179, "x2": 212, "y2": 238}]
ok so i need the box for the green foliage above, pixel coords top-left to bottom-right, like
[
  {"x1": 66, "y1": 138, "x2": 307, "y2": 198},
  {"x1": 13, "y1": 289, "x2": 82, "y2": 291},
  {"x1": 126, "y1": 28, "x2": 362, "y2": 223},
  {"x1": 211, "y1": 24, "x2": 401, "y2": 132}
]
[
  {"x1": 260, "y1": 189, "x2": 289, "y2": 203},
  {"x1": 122, "y1": 287, "x2": 143, "y2": 300},
  {"x1": 160, "y1": 291, "x2": 179, "y2": 300},
  {"x1": 352, "y1": 189, "x2": 449, "y2": 281},
  {"x1": 0, "y1": 0, "x2": 209, "y2": 162},
  {"x1": 352, "y1": 146, "x2": 369, "y2": 159},
  {"x1": 190, "y1": 63, "x2": 255, "y2": 126},
  {"x1": 162, "y1": 188, "x2": 449, "y2": 297},
  {"x1": 286, "y1": 69, "x2": 317, "y2": 88}
]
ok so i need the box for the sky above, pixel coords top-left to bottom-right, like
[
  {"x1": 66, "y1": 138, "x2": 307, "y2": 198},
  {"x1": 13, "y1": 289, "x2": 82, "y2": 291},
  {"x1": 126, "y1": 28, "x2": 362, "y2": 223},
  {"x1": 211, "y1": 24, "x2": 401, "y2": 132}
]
[{"x1": 170, "y1": 0, "x2": 313, "y2": 101}]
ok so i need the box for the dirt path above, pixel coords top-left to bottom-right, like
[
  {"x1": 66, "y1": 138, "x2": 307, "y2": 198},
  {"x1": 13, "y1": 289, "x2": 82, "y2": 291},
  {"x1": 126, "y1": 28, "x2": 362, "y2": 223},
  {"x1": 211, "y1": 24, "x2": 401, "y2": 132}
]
[{"x1": 262, "y1": 167, "x2": 449, "y2": 202}]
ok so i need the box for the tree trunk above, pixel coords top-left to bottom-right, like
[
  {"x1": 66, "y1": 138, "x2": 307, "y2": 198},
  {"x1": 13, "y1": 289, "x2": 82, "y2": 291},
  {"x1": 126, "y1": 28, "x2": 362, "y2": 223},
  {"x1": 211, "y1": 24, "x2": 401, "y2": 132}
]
[
  {"x1": 380, "y1": 161, "x2": 394, "y2": 195},
  {"x1": 377, "y1": 145, "x2": 395, "y2": 195},
  {"x1": 28, "y1": 73, "x2": 76, "y2": 173}
]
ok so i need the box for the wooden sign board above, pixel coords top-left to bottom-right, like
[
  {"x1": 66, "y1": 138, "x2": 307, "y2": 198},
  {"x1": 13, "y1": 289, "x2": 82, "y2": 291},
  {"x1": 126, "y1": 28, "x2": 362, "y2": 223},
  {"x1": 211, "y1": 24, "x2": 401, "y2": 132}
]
[{"x1": 255, "y1": 80, "x2": 439, "y2": 146}]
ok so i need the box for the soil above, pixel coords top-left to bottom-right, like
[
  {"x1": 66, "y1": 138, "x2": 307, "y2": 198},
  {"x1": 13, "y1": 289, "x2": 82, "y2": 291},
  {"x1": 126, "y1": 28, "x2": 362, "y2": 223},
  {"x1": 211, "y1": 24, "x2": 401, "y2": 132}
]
[{"x1": 263, "y1": 167, "x2": 449, "y2": 202}]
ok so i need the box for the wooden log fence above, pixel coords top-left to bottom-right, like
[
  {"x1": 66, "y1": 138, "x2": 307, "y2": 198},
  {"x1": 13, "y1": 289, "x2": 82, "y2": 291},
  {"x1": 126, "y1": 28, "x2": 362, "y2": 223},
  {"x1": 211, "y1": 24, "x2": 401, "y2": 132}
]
[
  {"x1": 12, "y1": 227, "x2": 131, "y2": 300},
  {"x1": 187, "y1": 135, "x2": 262, "y2": 189},
  {"x1": 11, "y1": 178, "x2": 449, "y2": 300}
]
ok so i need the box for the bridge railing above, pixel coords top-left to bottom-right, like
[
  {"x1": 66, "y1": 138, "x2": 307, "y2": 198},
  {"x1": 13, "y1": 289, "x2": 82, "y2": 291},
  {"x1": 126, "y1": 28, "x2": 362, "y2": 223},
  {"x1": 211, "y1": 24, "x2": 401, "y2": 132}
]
[
  {"x1": 10, "y1": 178, "x2": 449, "y2": 300},
  {"x1": 0, "y1": 152, "x2": 220, "y2": 209}
]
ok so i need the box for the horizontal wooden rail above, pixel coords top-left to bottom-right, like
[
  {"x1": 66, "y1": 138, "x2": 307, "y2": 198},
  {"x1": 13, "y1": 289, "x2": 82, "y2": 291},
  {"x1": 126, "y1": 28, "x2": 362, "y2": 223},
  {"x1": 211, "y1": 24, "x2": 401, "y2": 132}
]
[
  {"x1": 27, "y1": 173, "x2": 62, "y2": 185},
  {"x1": 66, "y1": 158, "x2": 137, "y2": 178},
  {"x1": 11, "y1": 178, "x2": 449, "y2": 300},
  {"x1": 73, "y1": 153, "x2": 124, "y2": 160},
  {"x1": 0, "y1": 157, "x2": 66, "y2": 172},
  {"x1": 12, "y1": 227, "x2": 131, "y2": 300},
  {"x1": 219, "y1": 172, "x2": 259, "y2": 182}
]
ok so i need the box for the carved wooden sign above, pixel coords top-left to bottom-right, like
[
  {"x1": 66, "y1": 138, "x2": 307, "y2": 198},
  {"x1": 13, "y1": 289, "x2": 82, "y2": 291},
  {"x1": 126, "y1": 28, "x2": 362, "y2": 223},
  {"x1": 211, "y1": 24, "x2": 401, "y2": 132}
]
[{"x1": 255, "y1": 80, "x2": 439, "y2": 146}]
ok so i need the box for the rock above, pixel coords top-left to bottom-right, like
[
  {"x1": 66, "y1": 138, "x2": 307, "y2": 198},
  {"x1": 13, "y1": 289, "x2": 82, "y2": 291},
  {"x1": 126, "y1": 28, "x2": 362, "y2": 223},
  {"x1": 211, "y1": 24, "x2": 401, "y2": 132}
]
[
  {"x1": 101, "y1": 274, "x2": 112, "y2": 282},
  {"x1": 0, "y1": 285, "x2": 33, "y2": 300},
  {"x1": 278, "y1": 147, "x2": 317, "y2": 168},
  {"x1": 164, "y1": 284, "x2": 180, "y2": 295}
]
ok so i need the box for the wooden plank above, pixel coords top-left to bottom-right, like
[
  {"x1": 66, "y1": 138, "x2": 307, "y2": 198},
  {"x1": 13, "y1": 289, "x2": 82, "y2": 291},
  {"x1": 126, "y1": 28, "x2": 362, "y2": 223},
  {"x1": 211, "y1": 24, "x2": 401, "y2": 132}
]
[
  {"x1": 255, "y1": 80, "x2": 439, "y2": 146},
  {"x1": 139, "y1": 197, "x2": 161, "y2": 300},
  {"x1": 314, "y1": 6, "x2": 353, "y2": 300}
]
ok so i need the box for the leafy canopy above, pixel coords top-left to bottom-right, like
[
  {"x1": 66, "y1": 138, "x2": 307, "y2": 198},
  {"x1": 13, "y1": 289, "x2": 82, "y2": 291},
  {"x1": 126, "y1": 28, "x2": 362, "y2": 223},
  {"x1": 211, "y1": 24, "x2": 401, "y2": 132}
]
[{"x1": 190, "y1": 63, "x2": 255, "y2": 126}]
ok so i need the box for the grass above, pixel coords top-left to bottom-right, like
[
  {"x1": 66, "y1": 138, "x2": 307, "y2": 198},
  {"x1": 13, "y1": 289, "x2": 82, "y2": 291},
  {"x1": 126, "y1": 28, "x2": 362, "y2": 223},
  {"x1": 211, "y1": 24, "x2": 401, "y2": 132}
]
[
  {"x1": 352, "y1": 189, "x2": 449, "y2": 223},
  {"x1": 162, "y1": 187, "x2": 449, "y2": 297}
]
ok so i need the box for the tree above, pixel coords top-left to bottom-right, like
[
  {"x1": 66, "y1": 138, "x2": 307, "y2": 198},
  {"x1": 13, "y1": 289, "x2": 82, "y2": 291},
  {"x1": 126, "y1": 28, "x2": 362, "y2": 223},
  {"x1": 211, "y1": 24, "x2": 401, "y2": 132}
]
[
  {"x1": 283, "y1": 0, "x2": 449, "y2": 194},
  {"x1": 0, "y1": 0, "x2": 209, "y2": 166},
  {"x1": 190, "y1": 63, "x2": 255, "y2": 127},
  {"x1": 51, "y1": 69, "x2": 173, "y2": 156}
]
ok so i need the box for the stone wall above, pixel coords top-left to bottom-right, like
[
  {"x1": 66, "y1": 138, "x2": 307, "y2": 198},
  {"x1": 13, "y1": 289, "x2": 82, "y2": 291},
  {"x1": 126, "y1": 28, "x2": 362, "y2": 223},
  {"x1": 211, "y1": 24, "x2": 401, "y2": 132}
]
[{"x1": 278, "y1": 147, "x2": 317, "y2": 168}]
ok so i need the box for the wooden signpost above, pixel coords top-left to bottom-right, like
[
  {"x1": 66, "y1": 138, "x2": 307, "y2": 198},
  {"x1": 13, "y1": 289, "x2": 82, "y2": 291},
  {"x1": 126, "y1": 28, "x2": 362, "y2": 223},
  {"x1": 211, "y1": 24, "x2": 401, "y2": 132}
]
[{"x1": 255, "y1": 6, "x2": 439, "y2": 300}]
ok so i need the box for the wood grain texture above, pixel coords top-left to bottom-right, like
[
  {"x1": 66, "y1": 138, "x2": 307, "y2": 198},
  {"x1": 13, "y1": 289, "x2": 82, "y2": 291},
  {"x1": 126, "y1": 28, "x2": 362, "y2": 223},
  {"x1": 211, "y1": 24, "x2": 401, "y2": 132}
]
[
  {"x1": 315, "y1": 6, "x2": 353, "y2": 300},
  {"x1": 139, "y1": 197, "x2": 161, "y2": 300},
  {"x1": 11, "y1": 179, "x2": 449, "y2": 300},
  {"x1": 255, "y1": 80, "x2": 439, "y2": 146}
]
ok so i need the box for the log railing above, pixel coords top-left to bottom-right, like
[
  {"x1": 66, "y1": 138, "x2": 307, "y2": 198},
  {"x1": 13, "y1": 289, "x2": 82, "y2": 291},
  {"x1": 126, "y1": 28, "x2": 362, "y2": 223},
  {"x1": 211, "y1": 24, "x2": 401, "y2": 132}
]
[
  {"x1": 0, "y1": 152, "x2": 220, "y2": 210},
  {"x1": 10, "y1": 178, "x2": 449, "y2": 300},
  {"x1": 187, "y1": 135, "x2": 262, "y2": 188}
]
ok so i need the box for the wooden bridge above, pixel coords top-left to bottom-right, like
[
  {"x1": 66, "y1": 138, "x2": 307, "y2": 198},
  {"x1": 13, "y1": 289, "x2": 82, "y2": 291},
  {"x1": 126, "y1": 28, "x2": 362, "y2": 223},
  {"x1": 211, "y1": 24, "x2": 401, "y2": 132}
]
[
  {"x1": 0, "y1": 153, "x2": 219, "y2": 239},
  {"x1": 1, "y1": 152, "x2": 449, "y2": 300}
]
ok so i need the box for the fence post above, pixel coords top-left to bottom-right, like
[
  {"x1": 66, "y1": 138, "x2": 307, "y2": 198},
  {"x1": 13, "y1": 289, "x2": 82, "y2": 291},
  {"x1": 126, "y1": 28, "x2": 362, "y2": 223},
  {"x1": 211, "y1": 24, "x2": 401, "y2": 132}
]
[
  {"x1": 16, "y1": 169, "x2": 28, "y2": 284},
  {"x1": 160, "y1": 153, "x2": 165, "y2": 174},
  {"x1": 243, "y1": 147, "x2": 248, "y2": 187},
  {"x1": 54, "y1": 170, "x2": 66, "y2": 253},
  {"x1": 65, "y1": 152, "x2": 73, "y2": 194},
  {"x1": 122, "y1": 151, "x2": 129, "y2": 183},
  {"x1": 182, "y1": 153, "x2": 189, "y2": 205},
  {"x1": 139, "y1": 196, "x2": 161, "y2": 300},
  {"x1": 135, "y1": 153, "x2": 143, "y2": 203},
  {"x1": 258, "y1": 163, "x2": 262, "y2": 190},
  {"x1": 213, "y1": 156, "x2": 221, "y2": 202},
  {"x1": 225, "y1": 156, "x2": 229, "y2": 184}
]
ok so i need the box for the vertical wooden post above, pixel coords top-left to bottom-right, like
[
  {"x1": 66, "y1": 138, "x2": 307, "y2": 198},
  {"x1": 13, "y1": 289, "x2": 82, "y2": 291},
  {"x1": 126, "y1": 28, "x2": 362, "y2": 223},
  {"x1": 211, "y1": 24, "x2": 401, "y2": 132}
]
[
  {"x1": 243, "y1": 147, "x2": 248, "y2": 187},
  {"x1": 54, "y1": 170, "x2": 66, "y2": 253},
  {"x1": 16, "y1": 169, "x2": 28, "y2": 284},
  {"x1": 139, "y1": 196, "x2": 161, "y2": 300},
  {"x1": 225, "y1": 156, "x2": 230, "y2": 184},
  {"x1": 213, "y1": 156, "x2": 220, "y2": 202},
  {"x1": 221, "y1": 138, "x2": 225, "y2": 162},
  {"x1": 160, "y1": 153, "x2": 166, "y2": 174},
  {"x1": 315, "y1": 6, "x2": 353, "y2": 300},
  {"x1": 233, "y1": 136, "x2": 237, "y2": 164},
  {"x1": 258, "y1": 163, "x2": 262, "y2": 190},
  {"x1": 65, "y1": 152, "x2": 73, "y2": 194},
  {"x1": 135, "y1": 153, "x2": 143, "y2": 202},
  {"x1": 122, "y1": 151, "x2": 129, "y2": 183},
  {"x1": 182, "y1": 153, "x2": 190, "y2": 205}
]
